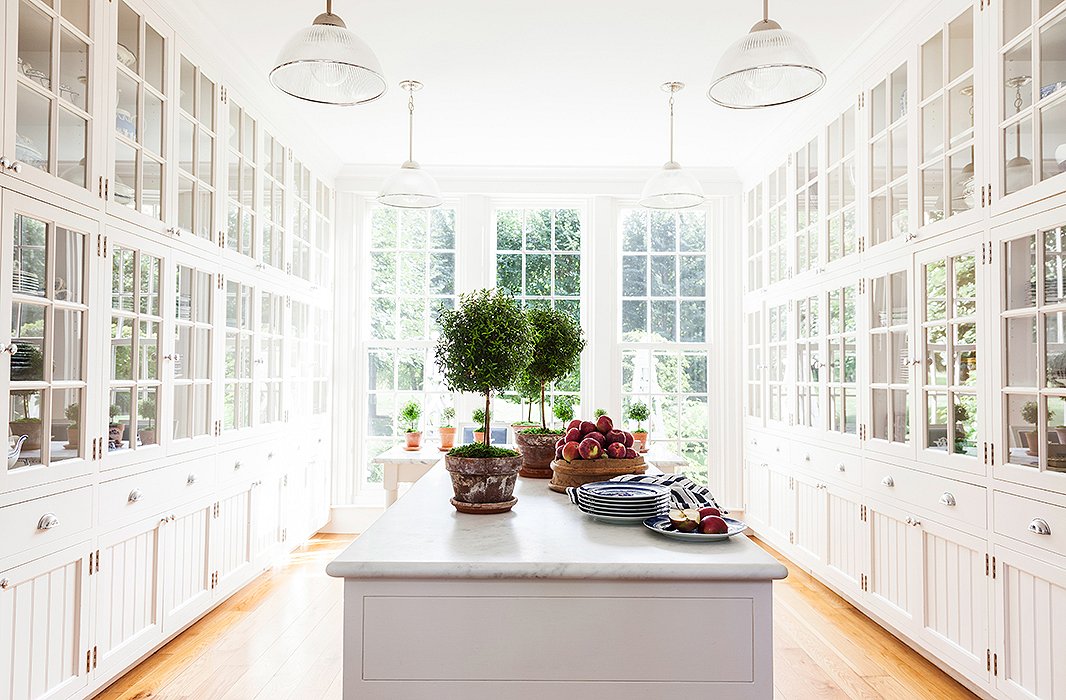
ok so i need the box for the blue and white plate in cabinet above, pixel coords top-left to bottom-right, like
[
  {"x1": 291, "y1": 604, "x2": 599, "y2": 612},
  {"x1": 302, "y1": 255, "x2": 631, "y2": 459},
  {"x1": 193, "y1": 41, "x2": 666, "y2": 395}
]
[{"x1": 642, "y1": 515, "x2": 748, "y2": 542}]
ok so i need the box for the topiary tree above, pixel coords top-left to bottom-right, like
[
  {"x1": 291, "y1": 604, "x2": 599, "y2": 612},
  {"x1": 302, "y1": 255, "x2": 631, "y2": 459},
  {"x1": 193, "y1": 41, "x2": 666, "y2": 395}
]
[
  {"x1": 594, "y1": 408, "x2": 607, "y2": 418},
  {"x1": 472, "y1": 408, "x2": 486, "y2": 434},
  {"x1": 511, "y1": 369, "x2": 542, "y2": 423},
  {"x1": 524, "y1": 307, "x2": 586, "y2": 429},
  {"x1": 435, "y1": 289, "x2": 531, "y2": 446},
  {"x1": 626, "y1": 401, "x2": 651, "y2": 431},
  {"x1": 553, "y1": 395, "x2": 575, "y2": 425},
  {"x1": 399, "y1": 399, "x2": 421, "y2": 434},
  {"x1": 441, "y1": 407, "x2": 455, "y2": 428}
]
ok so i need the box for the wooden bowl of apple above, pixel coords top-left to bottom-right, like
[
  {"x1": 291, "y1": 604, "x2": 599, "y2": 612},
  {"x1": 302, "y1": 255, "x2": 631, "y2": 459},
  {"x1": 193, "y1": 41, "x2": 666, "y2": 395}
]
[{"x1": 547, "y1": 415, "x2": 646, "y2": 493}]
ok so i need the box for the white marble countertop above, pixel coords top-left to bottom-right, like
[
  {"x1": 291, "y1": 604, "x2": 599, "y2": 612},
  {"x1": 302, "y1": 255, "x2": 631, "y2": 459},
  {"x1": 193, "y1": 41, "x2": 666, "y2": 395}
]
[
  {"x1": 327, "y1": 464, "x2": 788, "y2": 582},
  {"x1": 372, "y1": 443, "x2": 450, "y2": 464}
]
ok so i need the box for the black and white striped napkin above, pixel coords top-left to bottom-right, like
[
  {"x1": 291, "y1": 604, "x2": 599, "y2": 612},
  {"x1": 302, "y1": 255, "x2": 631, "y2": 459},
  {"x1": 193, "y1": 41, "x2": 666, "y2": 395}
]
[{"x1": 567, "y1": 474, "x2": 726, "y2": 512}]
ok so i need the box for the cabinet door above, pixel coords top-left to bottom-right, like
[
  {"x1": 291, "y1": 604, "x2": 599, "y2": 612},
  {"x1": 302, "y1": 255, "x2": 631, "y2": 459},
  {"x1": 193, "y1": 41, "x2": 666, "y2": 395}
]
[
  {"x1": 0, "y1": 542, "x2": 91, "y2": 700},
  {"x1": 792, "y1": 472, "x2": 827, "y2": 566},
  {"x1": 92, "y1": 515, "x2": 163, "y2": 676},
  {"x1": 212, "y1": 484, "x2": 253, "y2": 596},
  {"x1": 0, "y1": 190, "x2": 97, "y2": 493},
  {"x1": 866, "y1": 498, "x2": 923, "y2": 626},
  {"x1": 824, "y1": 485, "x2": 866, "y2": 593},
  {"x1": 865, "y1": 263, "x2": 917, "y2": 462},
  {"x1": 251, "y1": 475, "x2": 278, "y2": 567},
  {"x1": 744, "y1": 459, "x2": 769, "y2": 532},
  {"x1": 170, "y1": 250, "x2": 218, "y2": 455},
  {"x1": 3, "y1": 0, "x2": 104, "y2": 209},
  {"x1": 994, "y1": 545, "x2": 1066, "y2": 700},
  {"x1": 918, "y1": 517, "x2": 990, "y2": 681},
  {"x1": 765, "y1": 466, "x2": 795, "y2": 546},
  {"x1": 160, "y1": 498, "x2": 211, "y2": 635}
]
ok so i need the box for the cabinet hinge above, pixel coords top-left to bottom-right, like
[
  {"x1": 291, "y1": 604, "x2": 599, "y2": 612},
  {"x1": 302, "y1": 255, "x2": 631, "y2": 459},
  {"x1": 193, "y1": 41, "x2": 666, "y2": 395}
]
[
  {"x1": 93, "y1": 646, "x2": 97, "y2": 669},
  {"x1": 992, "y1": 556, "x2": 997, "y2": 579},
  {"x1": 217, "y1": 273, "x2": 225, "y2": 290},
  {"x1": 985, "y1": 553, "x2": 990, "y2": 576},
  {"x1": 993, "y1": 653, "x2": 998, "y2": 676},
  {"x1": 987, "y1": 649, "x2": 991, "y2": 671},
  {"x1": 788, "y1": 530, "x2": 795, "y2": 544}
]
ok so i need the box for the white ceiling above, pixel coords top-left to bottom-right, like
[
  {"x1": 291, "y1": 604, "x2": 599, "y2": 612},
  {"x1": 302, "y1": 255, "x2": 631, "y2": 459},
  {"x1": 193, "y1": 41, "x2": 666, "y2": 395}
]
[{"x1": 193, "y1": 0, "x2": 894, "y2": 171}]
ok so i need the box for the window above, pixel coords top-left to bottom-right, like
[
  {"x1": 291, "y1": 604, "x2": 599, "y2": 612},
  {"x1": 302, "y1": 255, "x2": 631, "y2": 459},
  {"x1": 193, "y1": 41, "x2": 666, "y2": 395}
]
[
  {"x1": 870, "y1": 269, "x2": 911, "y2": 446},
  {"x1": 258, "y1": 291, "x2": 284, "y2": 424},
  {"x1": 314, "y1": 183, "x2": 333, "y2": 288},
  {"x1": 261, "y1": 131, "x2": 285, "y2": 270},
  {"x1": 825, "y1": 107, "x2": 857, "y2": 262},
  {"x1": 496, "y1": 207, "x2": 583, "y2": 417},
  {"x1": 107, "y1": 246, "x2": 162, "y2": 452},
  {"x1": 224, "y1": 279, "x2": 254, "y2": 431},
  {"x1": 870, "y1": 63, "x2": 910, "y2": 245},
  {"x1": 8, "y1": 214, "x2": 88, "y2": 469},
  {"x1": 363, "y1": 207, "x2": 457, "y2": 486},
  {"x1": 745, "y1": 183, "x2": 764, "y2": 291},
  {"x1": 795, "y1": 295, "x2": 821, "y2": 429},
  {"x1": 173, "y1": 265, "x2": 212, "y2": 439},
  {"x1": 177, "y1": 56, "x2": 217, "y2": 240},
  {"x1": 795, "y1": 137, "x2": 819, "y2": 274},
  {"x1": 745, "y1": 310, "x2": 762, "y2": 420},
  {"x1": 767, "y1": 303, "x2": 789, "y2": 423},
  {"x1": 620, "y1": 208, "x2": 711, "y2": 482},
  {"x1": 826, "y1": 284, "x2": 858, "y2": 434},
  {"x1": 292, "y1": 160, "x2": 313, "y2": 281},
  {"x1": 921, "y1": 8, "x2": 975, "y2": 218},
  {"x1": 767, "y1": 163, "x2": 788, "y2": 285},
  {"x1": 226, "y1": 99, "x2": 257, "y2": 258}
]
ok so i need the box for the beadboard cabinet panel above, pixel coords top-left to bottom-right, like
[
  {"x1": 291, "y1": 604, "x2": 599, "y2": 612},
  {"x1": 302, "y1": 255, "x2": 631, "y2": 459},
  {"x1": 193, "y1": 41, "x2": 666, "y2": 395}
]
[
  {"x1": 160, "y1": 498, "x2": 212, "y2": 635},
  {"x1": 824, "y1": 486, "x2": 866, "y2": 594},
  {"x1": 866, "y1": 499, "x2": 922, "y2": 626}
]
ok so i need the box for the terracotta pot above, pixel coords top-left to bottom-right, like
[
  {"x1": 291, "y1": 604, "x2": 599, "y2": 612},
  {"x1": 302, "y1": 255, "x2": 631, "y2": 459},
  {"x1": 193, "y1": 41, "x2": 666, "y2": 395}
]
[
  {"x1": 515, "y1": 431, "x2": 562, "y2": 479},
  {"x1": 445, "y1": 453, "x2": 523, "y2": 514},
  {"x1": 439, "y1": 427, "x2": 456, "y2": 451},
  {"x1": 10, "y1": 421, "x2": 42, "y2": 451},
  {"x1": 1023, "y1": 430, "x2": 1040, "y2": 456},
  {"x1": 548, "y1": 456, "x2": 647, "y2": 493},
  {"x1": 405, "y1": 431, "x2": 422, "y2": 450},
  {"x1": 632, "y1": 431, "x2": 649, "y2": 453},
  {"x1": 473, "y1": 431, "x2": 485, "y2": 444},
  {"x1": 65, "y1": 426, "x2": 80, "y2": 450},
  {"x1": 140, "y1": 429, "x2": 157, "y2": 446}
]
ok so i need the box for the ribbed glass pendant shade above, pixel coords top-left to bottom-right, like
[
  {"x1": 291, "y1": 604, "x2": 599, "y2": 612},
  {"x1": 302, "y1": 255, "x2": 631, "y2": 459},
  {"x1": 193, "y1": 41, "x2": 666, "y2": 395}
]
[
  {"x1": 270, "y1": 8, "x2": 386, "y2": 106},
  {"x1": 378, "y1": 161, "x2": 443, "y2": 209},
  {"x1": 640, "y1": 162, "x2": 705, "y2": 209},
  {"x1": 709, "y1": 16, "x2": 825, "y2": 109}
]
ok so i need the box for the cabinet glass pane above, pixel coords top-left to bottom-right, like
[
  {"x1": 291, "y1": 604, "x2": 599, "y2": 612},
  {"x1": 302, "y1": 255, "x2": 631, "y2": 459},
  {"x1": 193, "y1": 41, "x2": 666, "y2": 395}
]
[
  {"x1": 174, "y1": 265, "x2": 212, "y2": 440},
  {"x1": 57, "y1": 108, "x2": 87, "y2": 188},
  {"x1": 922, "y1": 30, "x2": 943, "y2": 100},
  {"x1": 16, "y1": 84, "x2": 51, "y2": 173},
  {"x1": 1040, "y1": 96, "x2": 1066, "y2": 181},
  {"x1": 58, "y1": 29, "x2": 88, "y2": 112}
]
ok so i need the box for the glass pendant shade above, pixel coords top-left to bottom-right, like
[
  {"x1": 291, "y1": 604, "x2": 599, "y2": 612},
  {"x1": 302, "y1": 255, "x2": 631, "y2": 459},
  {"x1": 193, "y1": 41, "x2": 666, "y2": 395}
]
[
  {"x1": 270, "y1": 8, "x2": 386, "y2": 106},
  {"x1": 708, "y1": 18, "x2": 825, "y2": 109},
  {"x1": 640, "y1": 162, "x2": 705, "y2": 209},
  {"x1": 378, "y1": 161, "x2": 443, "y2": 209}
]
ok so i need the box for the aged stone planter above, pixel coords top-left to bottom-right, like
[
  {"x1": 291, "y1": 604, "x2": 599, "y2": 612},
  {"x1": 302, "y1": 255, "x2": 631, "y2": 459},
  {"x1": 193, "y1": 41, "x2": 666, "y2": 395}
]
[
  {"x1": 515, "y1": 431, "x2": 561, "y2": 479},
  {"x1": 445, "y1": 453, "x2": 523, "y2": 514}
]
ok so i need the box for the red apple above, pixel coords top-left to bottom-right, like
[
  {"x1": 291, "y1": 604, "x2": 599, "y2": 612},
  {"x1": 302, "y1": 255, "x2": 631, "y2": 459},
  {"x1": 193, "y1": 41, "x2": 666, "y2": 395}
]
[
  {"x1": 555, "y1": 446, "x2": 564, "y2": 460},
  {"x1": 555, "y1": 438, "x2": 566, "y2": 449},
  {"x1": 564, "y1": 427, "x2": 581, "y2": 443},
  {"x1": 586, "y1": 431, "x2": 605, "y2": 446},
  {"x1": 578, "y1": 437, "x2": 602, "y2": 460},
  {"x1": 561, "y1": 441, "x2": 582, "y2": 463},
  {"x1": 699, "y1": 515, "x2": 729, "y2": 535},
  {"x1": 606, "y1": 442, "x2": 626, "y2": 459},
  {"x1": 698, "y1": 506, "x2": 721, "y2": 519},
  {"x1": 622, "y1": 431, "x2": 634, "y2": 447},
  {"x1": 623, "y1": 447, "x2": 638, "y2": 459},
  {"x1": 606, "y1": 429, "x2": 625, "y2": 444},
  {"x1": 579, "y1": 421, "x2": 597, "y2": 435},
  {"x1": 595, "y1": 415, "x2": 614, "y2": 434},
  {"x1": 567, "y1": 419, "x2": 582, "y2": 431}
]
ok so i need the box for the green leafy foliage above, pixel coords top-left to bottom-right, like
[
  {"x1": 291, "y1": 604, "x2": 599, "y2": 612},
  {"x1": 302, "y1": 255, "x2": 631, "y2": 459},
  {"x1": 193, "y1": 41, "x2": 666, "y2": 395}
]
[
  {"x1": 399, "y1": 400, "x2": 422, "y2": 433},
  {"x1": 472, "y1": 408, "x2": 486, "y2": 434},
  {"x1": 447, "y1": 443, "x2": 520, "y2": 458},
  {"x1": 524, "y1": 307, "x2": 585, "y2": 428},
  {"x1": 626, "y1": 401, "x2": 650, "y2": 430},
  {"x1": 594, "y1": 408, "x2": 607, "y2": 418},
  {"x1": 64, "y1": 402, "x2": 80, "y2": 429},
  {"x1": 441, "y1": 407, "x2": 455, "y2": 429},
  {"x1": 1022, "y1": 401, "x2": 1049, "y2": 425},
  {"x1": 552, "y1": 395, "x2": 575, "y2": 424},
  {"x1": 435, "y1": 289, "x2": 531, "y2": 446},
  {"x1": 520, "y1": 426, "x2": 563, "y2": 436}
]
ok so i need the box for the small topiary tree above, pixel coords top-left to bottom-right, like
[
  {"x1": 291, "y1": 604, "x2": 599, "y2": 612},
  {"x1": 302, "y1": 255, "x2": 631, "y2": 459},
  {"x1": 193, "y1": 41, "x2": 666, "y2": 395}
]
[
  {"x1": 511, "y1": 369, "x2": 542, "y2": 423},
  {"x1": 524, "y1": 307, "x2": 586, "y2": 430},
  {"x1": 434, "y1": 289, "x2": 532, "y2": 448},
  {"x1": 441, "y1": 407, "x2": 455, "y2": 428},
  {"x1": 594, "y1": 408, "x2": 607, "y2": 418},
  {"x1": 472, "y1": 408, "x2": 486, "y2": 435},
  {"x1": 626, "y1": 401, "x2": 650, "y2": 432},
  {"x1": 399, "y1": 400, "x2": 421, "y2": 434},
  {"x1": 553, "y1": 395, "x2": 575, "y2": 425}
]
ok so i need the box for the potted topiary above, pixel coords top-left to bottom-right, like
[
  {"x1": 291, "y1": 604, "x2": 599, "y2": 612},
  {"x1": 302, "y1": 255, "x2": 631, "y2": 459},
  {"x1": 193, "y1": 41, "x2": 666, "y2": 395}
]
[
  {"x1": 509, "y1": 370, "x2": 541, "y2": 435},
  {"x1": 626, "y1": 401, "x2": 651, "y2": 452},
  {"x1": 515, "y1": 308, "x2": 586, "y2": 478},
  {"x1": 9, "y1": 392, "x2": 42, "y2": 451},
  {"x1": 139, "y1": 393, "x2": 157, "y2": 445},
  {"x1": 400, "y1": 399, "x2": 422, "y2": 450},
  {"x1": 471, "y1": 408, "x2": 487, "y2": 445},
  {"x1": 553, "y1": 396, "x2": 575, "y2": 426},
  {"x1": 64, "y1": 402, "x2": 80, "y2": 449},
  {"x1": 439, "y1": 407, "x2": 456, "y2": 452},
  {"x1": 1021, "y1": 400, "x2": 1047, "y2": 455},
  {"x1": 434, "y1": 289, "x2": 532, "y2": 513}
]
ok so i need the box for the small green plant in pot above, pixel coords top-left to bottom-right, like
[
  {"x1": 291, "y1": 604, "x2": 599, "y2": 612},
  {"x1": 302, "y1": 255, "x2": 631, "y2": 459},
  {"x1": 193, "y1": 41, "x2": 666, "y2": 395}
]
[
  {"x1": 400, "y1": 399, "x2": 422, "y2": 450},
  {"x1": 626, "y1": 401, "x2": 651, "y2": 452},
  {"x1": 471, "y1": 408, "x2": 487, "y2": 444},
  {"x1": 434, "y1": 289, "x2": 532, "y2": 513},
  {"x1": 64, "y1": 402, "x2": 81, "y2": 449},
  {"x1": 515, "y1": 308, "x2": 586, "y2": 478},
  {"x1": 509, "y1": 370, "x2": 541, "y2": 433},
  {"x1": 553, "y1": 396, "x2": 575, "y2": 426},
  {"x1": 9, "y1": 391, "x2": 43, "y2": 451},
  {"x1": 438, "y1": 407, "x2": 456, "y2": 452},
  {"x1": 1021, "y1": 400, "x2": 1050, "y2": 455}
]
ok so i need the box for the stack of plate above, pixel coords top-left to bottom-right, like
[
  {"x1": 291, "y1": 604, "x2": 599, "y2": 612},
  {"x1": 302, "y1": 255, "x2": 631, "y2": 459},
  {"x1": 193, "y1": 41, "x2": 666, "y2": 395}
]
[{"x1": 575, "y1": 481, "x2": 671, "y2": 524}]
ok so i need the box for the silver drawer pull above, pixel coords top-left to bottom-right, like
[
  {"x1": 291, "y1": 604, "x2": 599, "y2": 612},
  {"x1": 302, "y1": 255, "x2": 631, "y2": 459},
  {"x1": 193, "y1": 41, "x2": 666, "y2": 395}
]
[
  {"x1": 905, "y1": 516, "x2": 922, "y2": 527},
  {"x1": 37, "y1": 513, "x2": 60, "y2": 530},
  {"x1": 1, "y1": 343, "x2": 17, "y2": 354},
  {"x1": 804, "y1": 454, "x2": 811, "y2": 462},
  {"x1": 234, "y1": 461, "x2": 242, "y2": 470},
  {"x1": 0, "y1": 578, "x2": 8, "y2": 589},
  {"x1": 1029, "y1": 518, "x2": 1052, "y2": 536},
  {"x1": 187, "y1": 473, "x2": 197, "y2": 485},
  {"x1": 938, "y1": 492, "x2": 956, "y2": 507},
  {"x1": 881, "y1": 476, "x2": 894, "y2": 487},
  {"x1": 128, "y1": 489, "x2": 144, "y2": 503},
  {"x1": 837, "y1": 463, "x2": 846, "y2": 472},
  {"x1": 267, "y1": 452, "x2": 274, "y2": 460}
]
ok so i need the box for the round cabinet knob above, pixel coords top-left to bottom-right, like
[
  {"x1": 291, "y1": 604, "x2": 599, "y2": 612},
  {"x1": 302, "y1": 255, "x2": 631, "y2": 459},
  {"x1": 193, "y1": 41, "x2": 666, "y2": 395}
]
[
  {"x1": 837, "y1": 463, "x2": 846, "y2": 472},
  {"x1": 1, "y1": 343, "x2": 18, "y2": 354},
  {"x1": 1029, "y1": 518, "x2": 1052, "y2": 536},
  {"x1": 127, "y1": 489, "x2": 144, "y2": 503},
  {"x1": 37, "y1": 513, "x2": 60, "y2": 530},
  {"x1": 234, "y1": 461, "x2": 242, "y2": 470},
  {"x1": 187, "y1": 474, "x2": 197, "y2": 485},
  {"x1": 9, "y1": 161, "x2": 22, "y2": 174},
  {"x1": 804, "y1": 453, "x2": 811, "y2": 462},
  {"x1": 938, "y1": 492, "x2": 956, "y2": 507},
  {"x1": 0, "y1": 157, "x2": 10, "y2": 169},
  {"x1": 0, "y1": 578, "x2": 9, "y2": 589},
  {"x1": 881, "y1": 476, "x2": 895, "y2": 487}
]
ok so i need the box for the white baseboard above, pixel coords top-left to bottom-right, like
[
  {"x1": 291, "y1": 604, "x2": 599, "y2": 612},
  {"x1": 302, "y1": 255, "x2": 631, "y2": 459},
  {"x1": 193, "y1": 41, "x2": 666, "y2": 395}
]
[{"x1": 323, "y1": 504, "x2": 385, "y2": 534}]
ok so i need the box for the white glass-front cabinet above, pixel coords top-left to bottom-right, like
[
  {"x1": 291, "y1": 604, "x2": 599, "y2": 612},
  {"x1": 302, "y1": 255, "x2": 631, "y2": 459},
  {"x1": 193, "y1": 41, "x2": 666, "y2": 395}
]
[
  {"x1": 866, "y1": 61, "x2": 912, "y2": 251},
  {"x1": 175, "y1": 48, "x2": 219, "y2": 244},
  {"x1": 171, "y1": 250, "x2": 217, "y2": 454},
  {"x1": 1, "y1": 190, "x2": 97, "y2": 493},
  {"x1": 864, "y1": 264, "x2": 915, "y2": 460}
]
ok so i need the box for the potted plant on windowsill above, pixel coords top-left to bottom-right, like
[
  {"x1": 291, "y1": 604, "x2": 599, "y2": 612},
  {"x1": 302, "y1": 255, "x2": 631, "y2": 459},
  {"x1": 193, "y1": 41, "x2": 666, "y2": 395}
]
[
  {"x1": 509, "y1": 370, "x2": 541, "y2": 435},
  {"x1": 471, "y1": 408, "x2": 487, "y2": 445},
  {"x1": 1021, "y1": 400, "x2": 1047, "y2": 456},
  {"x1": 435, "y1": 289, "x2": 532, "y2": 514},
  {"x1": 515, "y1": 308, "x2": 586, "y2": 479},
  {"x1": 553, "y1": 396, "x2": 575, "y2": 427},
  {"x1": 626, "y1": 401, "x2": 651, "y2": 453},
  {"x1": 64, "y1": 402, "x2": 80, "y2": 450},
  {"x1": 9, "y1": 391, "x2": 42, "y2": 451},
  {"x1": 401, "y1": 399, "x2": 422, "y2": 451},
  {"x1": 139, "y1": 393, "x2": 157, "y2": 446},
  {"x1": 439, "y1": 407, "x2": 456, "y2": 452}
]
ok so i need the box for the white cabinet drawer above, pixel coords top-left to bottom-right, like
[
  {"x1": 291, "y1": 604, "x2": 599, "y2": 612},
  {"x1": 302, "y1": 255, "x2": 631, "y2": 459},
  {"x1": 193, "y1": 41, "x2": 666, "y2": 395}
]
[
  {"x1": 790, "y1": 442, "x2": 862, "y2": 487},
  {"x1": 745, "y1": 430, "x2": 787, "y2": 462},
  {"x1": 0, "y1": 486, "x2": 93, "y2": 561},
  {"x1": 993, "y1": 490, "x2": 1066, "y2": 556},
  {"x1": 864, "y1": 460, "x2": 986, "y2": 529},
  {"x1": 99, "y1": 459, "x2": 215, "y2": 527}
]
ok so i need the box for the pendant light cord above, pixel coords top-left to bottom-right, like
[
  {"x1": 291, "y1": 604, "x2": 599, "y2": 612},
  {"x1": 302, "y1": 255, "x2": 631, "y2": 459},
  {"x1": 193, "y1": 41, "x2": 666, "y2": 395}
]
[
  {"x1": 668, "y1": 91, "x2": 675, "y2": 163},
  {"x1": 408, "y1": 85, "x2": 415, "y2": 163},
  {"x1": 326, "y1": 0, "x2": 332, "y2": 15},
  {"x1": 763, "y1": 0, "x2": 769, "y2": 22}
]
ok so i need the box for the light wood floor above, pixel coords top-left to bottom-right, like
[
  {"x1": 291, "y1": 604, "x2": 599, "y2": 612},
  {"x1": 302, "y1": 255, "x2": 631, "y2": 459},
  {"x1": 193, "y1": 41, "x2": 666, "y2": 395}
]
[{"x1": 96, "y1": 533, "x2": 978, "y2": 700}]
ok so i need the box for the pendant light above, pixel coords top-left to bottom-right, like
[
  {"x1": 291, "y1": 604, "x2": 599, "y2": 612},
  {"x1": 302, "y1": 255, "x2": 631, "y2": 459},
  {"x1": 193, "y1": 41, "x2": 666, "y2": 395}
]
[
  {"x1": 640, "y1": 82, "x2": 705, "y2": 210},
  {"x1": 1005, "y1": 75, "x2": 1033, "y2": 193},
  {"x1": 708, "y1": 0, "x2": 825, "y2": 109},
  {"x1": 269, "y1": 0, "x2": 386, "y2": 106},
  {"x1": 378, "y1": 80, "x2": 442, "y2": 209},
  {"x1": 950, "y1": 85, "x2": 976, "y2": 211}
]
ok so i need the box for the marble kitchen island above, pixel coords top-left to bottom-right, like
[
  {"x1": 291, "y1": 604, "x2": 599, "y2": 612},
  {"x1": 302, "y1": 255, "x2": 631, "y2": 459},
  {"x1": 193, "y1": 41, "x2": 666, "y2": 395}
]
[{"x1": 327, "y1": 464, "x2": 788, "y2": 699}]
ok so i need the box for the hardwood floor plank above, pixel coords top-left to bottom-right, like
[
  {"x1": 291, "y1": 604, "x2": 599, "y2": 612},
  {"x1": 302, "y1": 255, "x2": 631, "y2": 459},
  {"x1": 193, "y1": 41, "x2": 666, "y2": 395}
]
[{"x1": 97, "y1": 533, "x2": 979, "y2": 700}]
